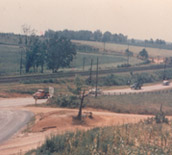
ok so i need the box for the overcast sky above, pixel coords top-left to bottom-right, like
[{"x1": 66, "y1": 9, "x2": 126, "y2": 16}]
[{"x1": 1, "y1": 0, "x2": 172, "y2": 41}]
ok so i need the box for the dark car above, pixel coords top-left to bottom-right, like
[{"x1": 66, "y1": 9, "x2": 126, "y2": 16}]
[{"x1": 130, "y1": 82, "x2": 142, "y2": 90}]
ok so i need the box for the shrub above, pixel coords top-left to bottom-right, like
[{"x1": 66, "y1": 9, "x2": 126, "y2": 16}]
[
  {"x1": 48, "y1": 95, "x2": 80, "y2": 108},
  {"x1": 26, "y1": 121, "x2": 172, "y2": 155},
  {"x1": 117, "y1": 63, "x2": 131, "y2": 68}
]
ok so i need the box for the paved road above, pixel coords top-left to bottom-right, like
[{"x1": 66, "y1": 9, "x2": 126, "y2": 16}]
[
  {"x1": 0, "y1": 109, "x2": 33, "y2": 144},
  {"x1": 0, "y1": 97, "x2": 47, "y2": 144},
  {"x1": 103, "y1": 83, "x2": 172, "y2": 95}
]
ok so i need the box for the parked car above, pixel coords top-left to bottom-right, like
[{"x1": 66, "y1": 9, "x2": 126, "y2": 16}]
[
  {"x1": 33, "y1": 89, "x2": 49, "y2": 99},
  {"x1": 88, "y1": 88, "x2": 102, "y2": 95},
  {"x1": 162, "y1": 80, "x2": 170, "y2": 86}
]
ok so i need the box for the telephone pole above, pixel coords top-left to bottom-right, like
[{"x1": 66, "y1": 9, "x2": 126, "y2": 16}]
[
  {"x1": 89, "y1": 59, "x2": 93, "y2": 85},
  {"x1": 83, "y1": 57, "x2": 86, "y2": 71},
  {"x1": 163, "y1": 58, "x2": 167, "y2": 80},
  {"x1": 20, "y1": 47, "x2": 23, "y2": 75},
  {"x1": 95, "y1": 57, "x2": 99, "y2": 98}
]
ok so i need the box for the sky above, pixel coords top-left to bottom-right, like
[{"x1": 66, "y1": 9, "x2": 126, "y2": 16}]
[{"x1": 0, "y1": 0, "x2": 172, "y2": 41}]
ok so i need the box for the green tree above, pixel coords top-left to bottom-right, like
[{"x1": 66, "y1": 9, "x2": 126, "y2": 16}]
[
  {"x1": 35, "y1": 41, "x2": 47, "y2": 73},
  {"x1": 47, "y1": 34, "x2": 76, "y2": 73},
  {"x1": 102, "y1": 31, "x2": 112, "y2": 42},
  {"x1": 25, "y1": 36, "x2": 39, "y2": 72},
  {"x1": 138, "y1": 48, "x2": 149, "y2": 60},
  {"x1": 93, "y1": 30, "x2": 102, "y2": 41},
  {"x1": 125, "y1": 48, "x2": 133, "y2": 64}
]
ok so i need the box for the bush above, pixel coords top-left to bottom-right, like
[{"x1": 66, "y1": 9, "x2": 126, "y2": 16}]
[
  {"x1": 98, "y1": 72, "x2": 157, "y2": 86},
  {"x1": 47, "y1": 95, "x2": 80, "y2": 108},
  {"x1": 117, "y1": 63, "x2": 131, "y2": 68}
]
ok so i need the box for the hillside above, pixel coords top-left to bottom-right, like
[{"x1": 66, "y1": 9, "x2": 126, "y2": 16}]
[{"x1": 73, "y1": 40, "x2": 172, "y2": 58}]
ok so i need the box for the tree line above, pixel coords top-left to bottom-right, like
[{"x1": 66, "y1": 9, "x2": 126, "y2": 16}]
[
  {"x1": 44, "y1": 29, "x2": 172, "y2": 50},
  {"x1": 45, "y1": 29, "x2": 128, "y2": 43},
  {"x1": 0, "y1": 30, "x2": 172, "y2": 50}
]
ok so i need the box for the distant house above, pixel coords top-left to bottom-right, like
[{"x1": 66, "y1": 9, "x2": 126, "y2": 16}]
[{"x1": 149, "y1": 57, "x2": 165, "y2": 64}]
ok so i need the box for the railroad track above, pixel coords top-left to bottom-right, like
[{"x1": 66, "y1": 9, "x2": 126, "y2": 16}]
[{"x1": 0, "y1": 64, "x2": 170, "y2": 83}]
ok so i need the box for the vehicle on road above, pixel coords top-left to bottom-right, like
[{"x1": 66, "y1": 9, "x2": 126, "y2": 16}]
[
  {"x1": 88, "y1": 88, "x2": 102, "y2": 95},
  {"x1": 130, "y1": 82, "x2": 142, "y2": 90},
  {"x1": 162, "y1": 80, "x2": 170, "y2": 86},
  {"x1": 33, "y1": 89, "x2": 49, "y2": 99}
]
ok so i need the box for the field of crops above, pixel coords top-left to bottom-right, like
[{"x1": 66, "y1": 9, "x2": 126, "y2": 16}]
[{"x1": 73, "y1": 40, "x2": 172, "y2": 57}]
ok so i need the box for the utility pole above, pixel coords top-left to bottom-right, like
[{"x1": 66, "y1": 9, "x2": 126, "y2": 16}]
[
  {"x1": 20, "y1": 47, "x2": 23, "y2": 75},
  {"x1": 89, "y1": 59, "x2": 93, "y2": 85},
  {"x1": 95, "y1": 57, "x2": 99, "y2": 98},
  {"x1": 83, "y1": 57, "x2": 86, "y2": 71},
  {"x1": 18, "y1": 35, "x2": 23, "y2": 75},
  {"x1": 103, "y1": 42, "x2": 106, "y2": 52},
  {"x1": 163, "y1": 58, "x2": 167, "y2": 80}
]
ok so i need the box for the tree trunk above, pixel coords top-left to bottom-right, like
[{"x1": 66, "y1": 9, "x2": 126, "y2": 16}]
[
  {"x1": 77, "y1": 91, "x2": 85, "y2": 120},
  {"x1": 41, "y1": 64, "x2": 44, "y2": 73}
]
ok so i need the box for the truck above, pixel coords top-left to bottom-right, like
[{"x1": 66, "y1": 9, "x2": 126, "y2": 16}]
[
  {"x1": 33, "y1": 89, "x2": 49, "y2": 99},
  {"x1": 162, "y1": 80, "x2": 170, "y2": 86}
]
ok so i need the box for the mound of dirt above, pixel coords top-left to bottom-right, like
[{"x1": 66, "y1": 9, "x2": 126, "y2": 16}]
[{"x1": 31, "y1": 110, "x2": 105, "y2": 133}]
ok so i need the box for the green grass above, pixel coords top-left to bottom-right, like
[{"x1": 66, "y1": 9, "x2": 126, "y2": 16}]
[
  {"x1": 73, "y1": 40, "x2": 172, "y2": 57},
  {"x1": 0, "y1": 44, "x2": 21, "y2": 74},
  {"x1": 70, "y1": 52, "x2": 142, "y2": 70},
  {"x1": 86, "y1": 90, "x2": 172, "y2": 115},
  {"x1": 0, "y1": 43, "x2": 142, "y2": 75}
]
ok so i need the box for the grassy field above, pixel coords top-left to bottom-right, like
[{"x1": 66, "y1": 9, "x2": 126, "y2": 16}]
[
  {"x1": 0, "y1": 44, "x2": 21, "y2": 74},
  {"x1": 73, "y1": 40, "x2": 172, "y2": 57},
  {"x1": 86, "y1": 90, "x2": 172, "y2": 115},
  {"x1": 70, "y1": 51, "x2": 142, "y2": 71},
  {"x1": 0, "y1": 43, "x2": 142, "y2": 75},
  {"x1": 1, "y1": 38, "x2": 172, "y2": 75}
]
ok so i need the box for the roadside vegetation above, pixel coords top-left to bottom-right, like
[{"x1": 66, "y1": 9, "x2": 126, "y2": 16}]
[
  {"x1": 47, "y1": 88, "x2": 172, "y2": 115},
  {"x1": 26, "y1": 119, "x2": 172, "y2": 154}
]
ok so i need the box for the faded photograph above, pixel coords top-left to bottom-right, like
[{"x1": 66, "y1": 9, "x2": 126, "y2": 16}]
[{"x1": 0, "y1": 0, "x2": 172, "y2": 154}]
